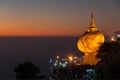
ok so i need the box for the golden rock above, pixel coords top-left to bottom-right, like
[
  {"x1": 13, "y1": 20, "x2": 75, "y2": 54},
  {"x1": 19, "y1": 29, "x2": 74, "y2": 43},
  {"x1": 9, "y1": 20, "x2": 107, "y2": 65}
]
[
  {"x1": 77, "y1": 11, "x2": 104, "y2": 65},
  {"x1": 77, "y1": 31, "x2": 104, "y2": 53}
]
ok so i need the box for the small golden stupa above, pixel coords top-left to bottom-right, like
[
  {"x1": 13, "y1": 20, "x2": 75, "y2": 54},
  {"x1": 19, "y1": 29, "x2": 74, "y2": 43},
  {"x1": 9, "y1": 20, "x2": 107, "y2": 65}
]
[{"x1": 77, "y1": 11, "x2": 104, "y2": 65}]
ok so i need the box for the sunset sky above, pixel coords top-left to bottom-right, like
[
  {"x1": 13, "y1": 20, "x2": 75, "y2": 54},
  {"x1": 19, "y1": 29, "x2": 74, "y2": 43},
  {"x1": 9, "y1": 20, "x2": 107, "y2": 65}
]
[{"x1": 0, "y1": 0, "x2": 120, "y2": 36}]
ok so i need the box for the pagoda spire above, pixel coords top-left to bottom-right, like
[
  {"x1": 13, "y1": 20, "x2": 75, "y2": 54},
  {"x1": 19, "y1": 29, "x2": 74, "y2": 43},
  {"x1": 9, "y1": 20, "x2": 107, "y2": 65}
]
[
  {"x1": 90, "y1": 10, "x2": 96, "y2": 27},
  {"x1": 87, "y1": 10, "x2": 98, "y2": 32}
]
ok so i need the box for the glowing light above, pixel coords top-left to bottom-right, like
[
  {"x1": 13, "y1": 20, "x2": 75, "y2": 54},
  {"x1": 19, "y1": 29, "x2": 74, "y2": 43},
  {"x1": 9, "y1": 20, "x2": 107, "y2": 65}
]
[
  {"x1": 74, "y1": 56, "x2": 78, "y2": 59},
  {"x1": 117, "y1": 34, "x2": 120, "y2": 37},
  {"x1": 62, "y1": 64, "x2": 66, "y2": 67},
  {"x1": 111, "y1": 37, "x2": 116, "y2": 42},
  {"x1": 74, "y1": 60, "x2": 77, "y2": 63},
  {"x1": 59, "y1": 62, "x2": 62, "y2": 65},
  {"x1": 62, "y1": 58, "x2": 67, "y2": 61},
  {"x1": 54, "y1": 63, "x2": 57, "y2": 66},
  {"x1": 62, "y1": 58, "x2": 65, "y2": 61},
  {"x1": 56, "y1": 56, "x2": 60, "y2": 59},
  {"x1": 68, "y1": 56, "x2": 73, "y2": 61},
  {"x1": 86, "y1": 69, "x2": 93, "y2": 72},
  {"x1": 65, "y1": 61, "x2": 68, "y2": 64},
  {"x1": 55, "y1": 60, "x2": 58, "y2": 62},
  {"x1": 49, "y1": 59, "x2": 53, "y2": 63}
]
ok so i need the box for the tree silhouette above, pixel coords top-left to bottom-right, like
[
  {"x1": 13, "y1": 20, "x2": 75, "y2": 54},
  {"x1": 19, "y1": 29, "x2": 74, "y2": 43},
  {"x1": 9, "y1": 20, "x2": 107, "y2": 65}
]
[
  {"x1": 50, "y1": 64, "x2": 93, "y2": 80},
  {"x1": 14, "y1": 61, "x2": 41, "y2": 80},
  {"x1": 96, "y1": 42, "x2": 119, "y2": 60},
  {"x1": 96, "y1": 41, "x2": 120, "y2": 79}
]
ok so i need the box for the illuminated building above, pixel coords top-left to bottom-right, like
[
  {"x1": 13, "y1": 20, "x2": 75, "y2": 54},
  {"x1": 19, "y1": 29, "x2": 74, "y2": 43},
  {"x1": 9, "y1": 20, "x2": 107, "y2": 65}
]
[
  {"x1": 114, "y1": 31, "x2": 120, "y2": 38},
  {"x1": 48, "y1": 56, "x2": 83, "y2": 68},
  {"x1": 110, "y1": 31, "x2": 120, "y2": 42},
  {"x1": 77, "y1": 11, "x2": 104, "y2": 65},
  {"x1": 48, "y1": 56, "x2": 83, "y2": 79},
  {"x1": 112, "y1": 31, "x2": 120, "y2": 42}
]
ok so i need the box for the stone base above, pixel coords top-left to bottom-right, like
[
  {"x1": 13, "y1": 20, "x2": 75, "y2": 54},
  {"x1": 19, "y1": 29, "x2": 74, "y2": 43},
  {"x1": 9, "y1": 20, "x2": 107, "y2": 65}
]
[{"x1": 83, "y1": 53, "x2": 100, "y2": 65}]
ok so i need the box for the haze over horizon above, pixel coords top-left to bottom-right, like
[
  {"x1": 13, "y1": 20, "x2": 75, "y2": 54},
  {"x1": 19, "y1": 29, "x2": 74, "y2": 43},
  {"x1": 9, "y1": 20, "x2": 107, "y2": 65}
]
[{"x1": 0, "y1": 0, "x2": 120, "y2": 37}]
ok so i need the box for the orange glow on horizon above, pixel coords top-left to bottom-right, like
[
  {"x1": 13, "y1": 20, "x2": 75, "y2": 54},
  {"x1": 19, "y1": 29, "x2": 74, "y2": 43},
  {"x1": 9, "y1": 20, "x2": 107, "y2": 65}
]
[{"x1": 0, "y1": 27, "x2": 81, "y2": 37}]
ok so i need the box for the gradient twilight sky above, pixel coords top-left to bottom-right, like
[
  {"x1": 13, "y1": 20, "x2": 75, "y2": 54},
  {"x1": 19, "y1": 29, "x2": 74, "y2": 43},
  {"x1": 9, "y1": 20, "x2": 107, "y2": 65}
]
[{"x1": 0, "y1": 0, "x2": 120, "y2": 37}]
